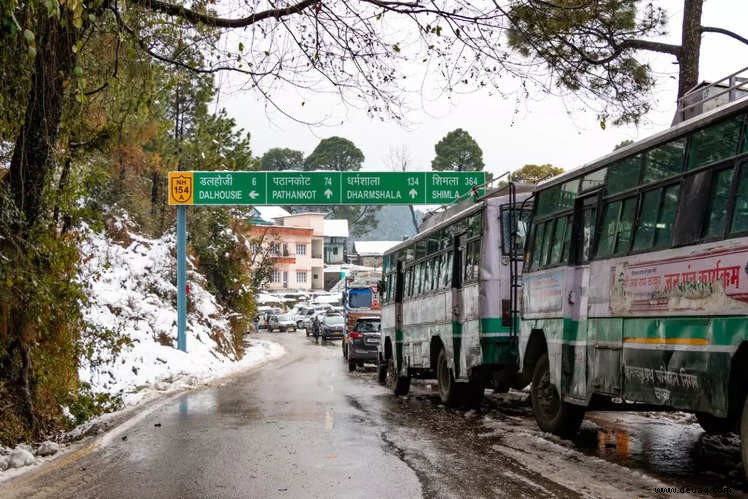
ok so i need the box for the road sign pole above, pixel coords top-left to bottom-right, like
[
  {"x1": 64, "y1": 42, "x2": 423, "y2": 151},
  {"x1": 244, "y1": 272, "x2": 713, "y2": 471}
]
[{"x1": 176, "y1": 205, "x2": 187, "y2": 352}]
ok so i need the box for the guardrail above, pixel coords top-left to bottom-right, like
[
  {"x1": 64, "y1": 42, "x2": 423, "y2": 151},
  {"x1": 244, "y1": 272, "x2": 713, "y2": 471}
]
[{"x1": 674, "y1": 66, "x2": 748, "y2": 124}]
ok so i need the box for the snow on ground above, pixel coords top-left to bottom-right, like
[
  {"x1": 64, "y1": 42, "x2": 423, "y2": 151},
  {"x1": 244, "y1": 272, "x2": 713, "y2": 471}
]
[{"x1": 77, "y1": 217, "x2": 285, "y2": 406}]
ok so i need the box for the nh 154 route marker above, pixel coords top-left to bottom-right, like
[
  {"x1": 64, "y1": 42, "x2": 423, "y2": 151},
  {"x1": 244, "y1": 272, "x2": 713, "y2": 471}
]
[
  {"x1": 168, "y1": 171, "x2": 486, "y2": 206},
  {"x1": 169, "y1": 169, "x2": 486, "y2": 353}
]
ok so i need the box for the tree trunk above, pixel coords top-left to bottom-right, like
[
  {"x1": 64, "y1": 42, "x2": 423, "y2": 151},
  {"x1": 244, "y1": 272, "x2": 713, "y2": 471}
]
[
  {"x1": 677, "y1": 0, "x2": 704, "y2": 98},
  {"x1": 6, "y1": 11, "x2": 78, "y2": 230}
]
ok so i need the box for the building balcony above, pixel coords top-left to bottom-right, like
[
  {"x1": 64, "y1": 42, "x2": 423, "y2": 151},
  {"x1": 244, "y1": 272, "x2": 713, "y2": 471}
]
[{"x1": 271, "y1": 255, "x2": 296, "y2": 264}]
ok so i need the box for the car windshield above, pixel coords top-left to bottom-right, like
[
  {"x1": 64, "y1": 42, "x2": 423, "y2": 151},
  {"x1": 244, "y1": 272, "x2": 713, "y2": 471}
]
[
  {"x1": 324, "y1": 315, "x2": 344, "y2": 326},
  {"x1": 355, "y1": 320, "x2": 380, "y2": 332}
]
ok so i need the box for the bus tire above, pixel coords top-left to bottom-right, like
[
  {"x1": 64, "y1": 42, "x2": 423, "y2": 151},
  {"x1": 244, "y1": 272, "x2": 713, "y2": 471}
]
[
  {"x1": 741, "y1": 394, "x2": 748, "y2": 479},
  {"x1": 530, "y1": 353, "x2": 584, "y2": 438},
  {"x1": 696, "y1": 412, "x2": 734, "y2": 434},
  {"x1": 386, "y1": 357, "x2": 410, "y2": 396},
  {"x1": 462, "y1": 381, "x2": 484, "y2": 410},
  {"x1": 437, "y1": 348, "x2": 460, "y2": 407},
  {"x1": 377, "y1": 356, "x2": 387, "y2": 384}
]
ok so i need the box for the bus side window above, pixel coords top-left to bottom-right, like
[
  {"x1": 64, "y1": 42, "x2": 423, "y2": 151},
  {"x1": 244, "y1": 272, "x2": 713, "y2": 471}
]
[
  {"x1": 703, "y1": 168, "x2": 734, "y2": 239},
  {"x1": 596, "y1": 201, "x2": 621, "y2": 258},
  {"x1": 673, "y1": 170, "x2": 711, "y2": 246},
  {"x1": 573, "y1": 196, "x2": 598, "y2": 264},
  {"x1": 633, "y1": 185, "x2": 680, "y2": 251},
  {"x1": 731, "y1": 161, "x2": 748, "y2": 234}
]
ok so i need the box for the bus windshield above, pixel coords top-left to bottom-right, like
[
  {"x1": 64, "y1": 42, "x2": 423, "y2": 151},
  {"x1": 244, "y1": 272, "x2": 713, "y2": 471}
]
[{"x1": 348, "y1": 290, "x2": 372, "y2": 308}]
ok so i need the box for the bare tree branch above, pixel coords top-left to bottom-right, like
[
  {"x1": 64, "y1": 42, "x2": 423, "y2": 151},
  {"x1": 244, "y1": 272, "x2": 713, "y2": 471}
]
[
  {"x1": 125, "y1": 0, "x2": 321, "y2": 29},
  {"x1": 701, "y1": 26, "x2": 748, "y2": 47}
]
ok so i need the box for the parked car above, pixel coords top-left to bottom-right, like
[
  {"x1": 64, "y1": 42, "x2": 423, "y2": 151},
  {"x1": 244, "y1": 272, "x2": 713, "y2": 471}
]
[
  {"x1": 317, "y1": 314, "x2": 345, "y2": 343},
  {"x1": 343, "y1": 317, "x2": 380, "y2": 371},
  {"x1": 300, "y1": 305, "x2": 334, "y2": 333},
  {"x1": 256, "y1": 306, "x2": 281, "y2": 330},
  {"x1": 268, "y1": 313, "x2": 296, "y2": 332}
]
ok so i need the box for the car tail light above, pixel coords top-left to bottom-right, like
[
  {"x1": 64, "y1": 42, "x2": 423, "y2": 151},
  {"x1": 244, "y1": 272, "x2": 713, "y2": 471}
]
[{"x1": 349, "y1": 331, "x2": 363, "y2": 339}]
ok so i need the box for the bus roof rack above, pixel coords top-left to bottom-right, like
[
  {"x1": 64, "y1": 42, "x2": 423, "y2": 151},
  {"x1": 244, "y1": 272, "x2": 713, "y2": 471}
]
[{"x1": 673, "y1": 65, "x2": 748, "y2": 125}]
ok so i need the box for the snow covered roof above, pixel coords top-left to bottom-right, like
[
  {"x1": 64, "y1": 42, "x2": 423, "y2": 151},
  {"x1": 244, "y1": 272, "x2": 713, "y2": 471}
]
[
  {"x1": 323, "y1": 219, "x2": 349, "y2": 238},
  {"x1": 353, "y1": 241, "x2": 401, "y2": 256},
  {"x1": 254, "y1": 206, "x2": 291, "y2": 222}
]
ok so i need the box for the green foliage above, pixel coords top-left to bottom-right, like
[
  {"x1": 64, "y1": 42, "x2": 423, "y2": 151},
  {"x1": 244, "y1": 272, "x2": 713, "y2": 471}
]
[
  {"x1": 188, "y1": 209, "x2": 254, "y2": 336},
  {"x1": 614, "y1": 139, "x2": 634, "y2": 150},
  {"x1": 510, "y1": 164, "x2": 565, "y2": 184},
  {"x1": 431, "y1": 128, "x2": 484, "y2": 172},
  {"x1": 260, "y1": 147, "x2": 304, "y2": 171},
  {"x1": 0, "y1": 187, "x2": 87, "y2": 443},
  {"x1": 303, "y1": 136, "x2": 364, "y2": 171},
  {"x1": 67, "y1": 383, "x2": 123, "y2": 426},
  {"x1": 298, "y1": 136, "x2": 377, "y2": 233},
  {"x1": 506, "y1": 0, "x2": 664, "y2": 125}
]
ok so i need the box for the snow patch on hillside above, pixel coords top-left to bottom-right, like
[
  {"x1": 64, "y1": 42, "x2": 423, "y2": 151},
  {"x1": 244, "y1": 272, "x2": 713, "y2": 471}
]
[{"x1": 77, "y1": 218, "x2": 283, "y2": 406}]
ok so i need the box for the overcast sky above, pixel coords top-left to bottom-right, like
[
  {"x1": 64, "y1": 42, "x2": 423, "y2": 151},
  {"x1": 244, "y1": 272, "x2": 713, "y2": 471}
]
[{"x1": 220, "y1": 0, "x2": 748, "y2": 179}]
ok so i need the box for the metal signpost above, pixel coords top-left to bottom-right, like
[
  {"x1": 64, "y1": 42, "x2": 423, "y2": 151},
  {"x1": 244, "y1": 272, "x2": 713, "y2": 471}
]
[{"x1": 168, "y1": 170, "x2": 486, "y2": 351}]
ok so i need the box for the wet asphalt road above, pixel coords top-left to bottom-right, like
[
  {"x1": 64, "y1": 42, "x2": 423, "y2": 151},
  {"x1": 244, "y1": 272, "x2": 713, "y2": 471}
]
[{"x1": 3, "y1": 331, "x2": 748, "y2": 498}]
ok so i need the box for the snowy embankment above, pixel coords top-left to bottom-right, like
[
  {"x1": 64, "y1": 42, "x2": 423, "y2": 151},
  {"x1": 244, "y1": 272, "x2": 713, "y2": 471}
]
[
  {"x1": 1, "y1": 218, "x2": 284, "y2": 474},
  {"x1": 77, "y1": 217, "x2": 284, "y2": 405}
]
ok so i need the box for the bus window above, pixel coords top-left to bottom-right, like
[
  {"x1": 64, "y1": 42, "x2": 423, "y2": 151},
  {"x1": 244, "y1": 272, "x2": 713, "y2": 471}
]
[
  {"x1": 558, "y1": 179, "x2": 579, "y2": 211},
  {"x1": 606, "y1": 154, "x2": 643, "y2": 196},
  {"x1": 581, "y1": 168, "x2": 606, "y2": 191},
  {"x1": 643, "y1": 139, "x2": 686, "y2": 184},
  {"x1": 633, "y1": 185, "x2": 680, "y2": 251},
  {"x1": 443, "y1": 251, "x2": 453, "y2": 288},
  {"x1": 656, "y1": 185, "x2": 679, "y2": 247},
  {"x1": 548, "y1": 216, "x2": 569, "y2": 265},
  {"x1": 615, "y1": 197, "x2": 637, "y2": 254},
  {"x1": 529, "y1": 223, "x2": 546, "y2": 270},
  {"x1": 501, "y1": 207, "x2": 532, "y2": 256},
  {"x1": 536, "y1": 186, "x2": 560, "y2": 218},
  {"x1": 539, "y1": 221, "x2": 553, "y2": 268},
  {"x1": 703, "y1": 167, "x2": 735, "y2": 239},
  {"x1": 634, "y1": 189, "x2": 658, "y2": 251},
  {"x1": 596, "y1": 201, "x2": 621, "y2": 258},
  {"x1": 573, "y1": 198, "x2": 597, "y2": 264},
  {"x1": 731, "y1": 162, "x2": 748, "y2": 233},
  {"x1": 687, "y1": 115, "x2": 743, "y2": 170}
]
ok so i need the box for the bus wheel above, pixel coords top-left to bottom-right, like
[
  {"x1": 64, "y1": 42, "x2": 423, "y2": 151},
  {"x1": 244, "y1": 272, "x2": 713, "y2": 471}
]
[
  {"x1": 530, "y1": 353, "x2": 584, "y2": 438},
  {"x1": 386, "y1": 357, "x2": 410, "y2": 396},
  {"x1": 377, "y1": 355, "x2": 387, "y2": 385},
  {"x1": 437, "y1": 349, "x2": 460, "y2": 407},
  {"x1": 696, "y1": 412, "x2": 734, "y2": 434},
  {"x1": 741, "y1": 394, "x2": 748, "y2": 479}
]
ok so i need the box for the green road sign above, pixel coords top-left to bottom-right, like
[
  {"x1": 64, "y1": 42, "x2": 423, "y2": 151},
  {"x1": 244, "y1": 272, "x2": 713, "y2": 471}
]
[{"x1": 169, "y1": 171, "x2": 486, "y2": 206}]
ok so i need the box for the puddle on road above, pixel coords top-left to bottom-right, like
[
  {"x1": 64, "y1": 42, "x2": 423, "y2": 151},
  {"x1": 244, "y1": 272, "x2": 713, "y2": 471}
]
[{"x1": 575, "y1": 412, "x2": 746, "y2": 493}]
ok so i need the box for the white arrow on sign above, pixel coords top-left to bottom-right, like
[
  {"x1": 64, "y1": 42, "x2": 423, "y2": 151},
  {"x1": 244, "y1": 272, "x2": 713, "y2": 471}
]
[
  {"x1": 324, "y1": 189, "x2": 333, "y2": 199},
  {"x1": 408, "y1": 188, "x2": 418, "y2": 199},
  {"x1": 249, "y1": 191, "x2": 259, "y2": 200}
]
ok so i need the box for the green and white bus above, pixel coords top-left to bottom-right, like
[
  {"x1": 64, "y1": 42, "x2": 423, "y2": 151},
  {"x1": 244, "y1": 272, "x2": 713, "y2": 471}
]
[
  {"x1": 520, "y1": 84, "x2": 748, "y2": 473},
  {"x1": 380, "y1": 188, "x2": 531, "y2": 406}
]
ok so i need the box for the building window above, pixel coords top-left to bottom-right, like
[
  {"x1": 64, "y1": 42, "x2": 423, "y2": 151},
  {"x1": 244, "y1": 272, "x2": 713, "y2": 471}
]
[
  {"x1": 296, "y1": 271, "x2": 307, "y2": 283},
  {"x1": 270, "y1": 243, "x2": 280, "y2": 256},
  {"x1": 296, "y1": 244, "x2": 306, "y2": 255},
  {"x1": 332, "y1": 246, "x2": 339, "y2": 255},
  {"x1": 271, "y1": 271, "x2": 281, "y2": 283}
]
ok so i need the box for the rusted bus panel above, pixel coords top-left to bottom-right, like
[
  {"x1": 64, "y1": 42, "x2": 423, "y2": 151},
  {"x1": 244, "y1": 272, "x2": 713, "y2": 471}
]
[{"x1": 621, "y1": 348, "x2": 732, "y2": 417}]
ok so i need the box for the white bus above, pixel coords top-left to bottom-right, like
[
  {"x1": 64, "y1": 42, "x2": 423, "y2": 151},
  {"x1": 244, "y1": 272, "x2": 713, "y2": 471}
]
[
  {"x1": 380, "y1": 188, "x2": 531, "y2": 407},
  {"x1": 519, "y1": 82, "x2": 748, "y2": 475}
]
